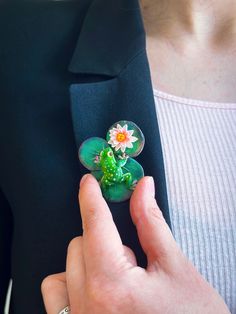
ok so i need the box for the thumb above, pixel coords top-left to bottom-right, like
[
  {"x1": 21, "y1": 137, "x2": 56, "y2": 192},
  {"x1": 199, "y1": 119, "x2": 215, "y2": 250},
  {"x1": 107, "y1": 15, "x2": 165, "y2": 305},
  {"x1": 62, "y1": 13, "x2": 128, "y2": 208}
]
[{"x1": 130, "y1": 177, "x2": 183, "y2": 272}]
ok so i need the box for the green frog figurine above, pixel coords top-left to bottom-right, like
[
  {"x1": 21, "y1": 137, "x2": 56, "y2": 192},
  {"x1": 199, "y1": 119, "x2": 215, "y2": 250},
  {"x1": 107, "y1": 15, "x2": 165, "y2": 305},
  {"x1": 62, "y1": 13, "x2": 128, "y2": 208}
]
[
  {"x1": 79, "y1": 120, "x2": 145, "y2": 203},
  {"x1": 95, "y1": 147, "x2": 136, "y2": 191}
]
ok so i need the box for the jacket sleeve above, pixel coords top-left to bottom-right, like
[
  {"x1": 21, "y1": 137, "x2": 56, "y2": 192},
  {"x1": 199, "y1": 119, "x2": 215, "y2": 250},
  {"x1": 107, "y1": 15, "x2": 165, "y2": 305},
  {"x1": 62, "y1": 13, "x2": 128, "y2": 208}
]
[{"x1": 0, "y1": 188, "x2": 13, "y2": 312}]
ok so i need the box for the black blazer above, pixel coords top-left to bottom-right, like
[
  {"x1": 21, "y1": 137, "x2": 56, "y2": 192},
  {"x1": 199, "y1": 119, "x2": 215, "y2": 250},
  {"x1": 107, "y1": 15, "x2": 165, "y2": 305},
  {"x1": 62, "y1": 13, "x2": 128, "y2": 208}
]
[{"x1": 0, "y1": 0, "x2": 170, "y2": 312}]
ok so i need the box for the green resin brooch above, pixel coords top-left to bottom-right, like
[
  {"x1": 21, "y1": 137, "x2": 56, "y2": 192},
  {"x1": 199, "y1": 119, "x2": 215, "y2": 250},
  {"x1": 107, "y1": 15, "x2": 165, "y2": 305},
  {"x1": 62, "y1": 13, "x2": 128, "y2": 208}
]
[{"x1": 79, "y1": 121, "x2": 145, "y2": 202}]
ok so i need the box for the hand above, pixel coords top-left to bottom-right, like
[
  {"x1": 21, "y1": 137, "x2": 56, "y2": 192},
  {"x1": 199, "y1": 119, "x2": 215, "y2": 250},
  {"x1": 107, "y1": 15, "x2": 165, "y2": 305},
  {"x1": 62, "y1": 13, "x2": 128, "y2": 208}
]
[{"x1": 41, "y1": 174, "x2": 230, "y2": 314}]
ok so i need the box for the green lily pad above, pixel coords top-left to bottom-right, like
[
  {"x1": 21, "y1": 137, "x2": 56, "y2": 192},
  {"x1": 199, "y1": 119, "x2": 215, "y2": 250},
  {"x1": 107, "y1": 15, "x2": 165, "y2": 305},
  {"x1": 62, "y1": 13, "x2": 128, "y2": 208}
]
[
  {"x1": 78, "y1": 137, "x2": 109, "y2": 171},
  {"x1": 92, "y1": 157, "x2": 144, "y2": 202},
  {"x1": 91, "y1": 170, "x2": 103, "y2": 181},
  {"x1": 106, "y1": 120, "x2": 145, "y2": 158}
]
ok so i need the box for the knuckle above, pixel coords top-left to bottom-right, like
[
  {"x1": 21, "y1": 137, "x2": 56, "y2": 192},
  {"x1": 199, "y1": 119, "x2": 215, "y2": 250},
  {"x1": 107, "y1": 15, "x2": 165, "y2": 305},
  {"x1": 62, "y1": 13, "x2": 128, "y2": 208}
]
[
  {"x1": 86, "y1": 275, "x2": 132, "y2": 310},
  {"x1": 67, "y1": 236, "x2": 82, "y2": 255},
  {"x1": 41, "y1": 274, "x2": 57, "y2": 294},
  {"x1": 86, "y1": 279, "x2": 107, "y2": 306},
  {"x1": 87, "y1": 276, "x2": 116, "y2": 304}
]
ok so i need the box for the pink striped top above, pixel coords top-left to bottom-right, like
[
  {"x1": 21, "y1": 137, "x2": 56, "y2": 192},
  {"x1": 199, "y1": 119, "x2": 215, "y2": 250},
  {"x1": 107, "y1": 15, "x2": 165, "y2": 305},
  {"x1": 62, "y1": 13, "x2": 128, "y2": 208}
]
[{"x1": 154, "y1": 88, "x2": 236, "y2": 313}]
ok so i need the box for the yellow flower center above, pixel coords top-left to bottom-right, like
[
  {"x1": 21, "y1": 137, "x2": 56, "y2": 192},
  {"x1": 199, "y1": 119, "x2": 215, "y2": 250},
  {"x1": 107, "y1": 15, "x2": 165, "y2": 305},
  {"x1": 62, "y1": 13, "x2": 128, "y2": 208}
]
[{"x1": 116, "y1": 132, "x2": 126, "y2": 142}]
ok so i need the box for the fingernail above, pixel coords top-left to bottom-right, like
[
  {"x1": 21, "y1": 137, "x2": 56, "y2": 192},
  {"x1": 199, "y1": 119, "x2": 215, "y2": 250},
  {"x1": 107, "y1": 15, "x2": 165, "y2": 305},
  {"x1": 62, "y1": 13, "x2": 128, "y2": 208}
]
[
  {"x1": 80, "y1": 174, "x2": 90, "y2": 187},
  {"x1": 146, "y1": 176, "x2": 155, "y2": 198}
]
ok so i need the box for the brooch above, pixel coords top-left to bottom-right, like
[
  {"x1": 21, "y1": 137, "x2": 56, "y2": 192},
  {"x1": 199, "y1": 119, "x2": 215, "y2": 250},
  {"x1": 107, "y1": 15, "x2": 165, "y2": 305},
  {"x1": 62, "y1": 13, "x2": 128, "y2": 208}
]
[{"x1": 78, "y1": 121, "x2": 145, "y2": 202}]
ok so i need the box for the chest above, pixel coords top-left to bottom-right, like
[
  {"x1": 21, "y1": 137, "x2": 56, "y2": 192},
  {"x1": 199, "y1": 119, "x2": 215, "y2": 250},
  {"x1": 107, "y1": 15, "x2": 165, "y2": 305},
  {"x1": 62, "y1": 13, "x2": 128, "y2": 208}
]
[{"x1": 146, "y1": 36, "x2": 236, "y2": 102}]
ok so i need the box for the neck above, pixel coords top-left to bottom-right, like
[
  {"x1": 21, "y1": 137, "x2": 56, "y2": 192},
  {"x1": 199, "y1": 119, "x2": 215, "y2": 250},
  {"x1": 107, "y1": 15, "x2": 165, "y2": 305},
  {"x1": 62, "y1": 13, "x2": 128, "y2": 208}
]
[{"x1": 140, "y1": 0, "x2": 236, "y2": 47}]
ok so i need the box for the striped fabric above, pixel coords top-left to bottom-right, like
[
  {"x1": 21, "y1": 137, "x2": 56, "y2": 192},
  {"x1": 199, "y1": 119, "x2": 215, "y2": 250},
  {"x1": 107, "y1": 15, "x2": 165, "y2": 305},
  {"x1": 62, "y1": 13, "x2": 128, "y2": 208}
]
[{"x1": 154, "y1": 89, "x2": 236, "y2": 313}]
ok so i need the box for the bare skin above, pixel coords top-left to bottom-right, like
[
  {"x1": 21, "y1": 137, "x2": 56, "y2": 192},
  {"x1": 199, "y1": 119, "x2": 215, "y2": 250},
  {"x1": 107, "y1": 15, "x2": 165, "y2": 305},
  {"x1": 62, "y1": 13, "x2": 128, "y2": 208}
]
[
  {"x1": 140, "y1": 0, "x2": 236, "y2": 102},
  {"x1": 41, "y1": 175, "x2": 230, "y2": 313}
]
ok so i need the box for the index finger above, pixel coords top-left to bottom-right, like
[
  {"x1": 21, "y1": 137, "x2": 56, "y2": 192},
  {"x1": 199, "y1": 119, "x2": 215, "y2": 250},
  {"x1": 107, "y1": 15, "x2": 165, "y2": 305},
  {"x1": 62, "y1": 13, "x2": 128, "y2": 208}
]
[{"x1": 79, "y1": 174, "x2": 124, "y2": 274}]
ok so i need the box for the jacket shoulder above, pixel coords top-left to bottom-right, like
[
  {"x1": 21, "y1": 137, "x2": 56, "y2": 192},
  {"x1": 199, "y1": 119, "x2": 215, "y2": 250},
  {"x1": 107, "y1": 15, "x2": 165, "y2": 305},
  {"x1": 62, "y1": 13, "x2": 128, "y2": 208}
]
[{"x1": 0, "y1": 0, "x2": 93, "y2": 25}]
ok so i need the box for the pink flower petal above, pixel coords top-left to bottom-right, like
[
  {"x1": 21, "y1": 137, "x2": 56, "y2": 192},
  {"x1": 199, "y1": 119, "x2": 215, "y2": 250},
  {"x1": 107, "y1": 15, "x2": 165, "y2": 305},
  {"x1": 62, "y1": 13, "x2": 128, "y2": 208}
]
[
  {"x1": 121, "y1": 145, "x2": 126, "y2": 153},
  {"x1": 128, "y1": 129, "x2": 134, "y2": 136},
  {"x1": 115, "y1": 143, "x2": 122, "y2": 151},
  {"x1": 130, "y1": 136, "x2": 138, "y2": 143},
  {"x1": 126, "y1": 141, "x2": 133, "y2": 148}
]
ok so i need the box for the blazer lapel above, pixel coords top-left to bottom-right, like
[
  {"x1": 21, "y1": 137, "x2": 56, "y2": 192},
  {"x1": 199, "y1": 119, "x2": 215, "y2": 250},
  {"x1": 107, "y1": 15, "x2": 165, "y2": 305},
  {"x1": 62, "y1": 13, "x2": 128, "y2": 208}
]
[
  {"x1": 68, "y1": 0, "x2": 171, "y2": 266},
  {"x1": 68, "y1": 0, "x2": 145, "y2": 76}
]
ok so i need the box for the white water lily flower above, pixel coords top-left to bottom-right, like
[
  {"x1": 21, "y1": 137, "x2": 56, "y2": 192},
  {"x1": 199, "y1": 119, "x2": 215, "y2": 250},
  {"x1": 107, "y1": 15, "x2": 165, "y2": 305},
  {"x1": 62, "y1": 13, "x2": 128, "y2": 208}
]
[{"x1": 108, "y1": 123, "x2": 138, "y2": 153}]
